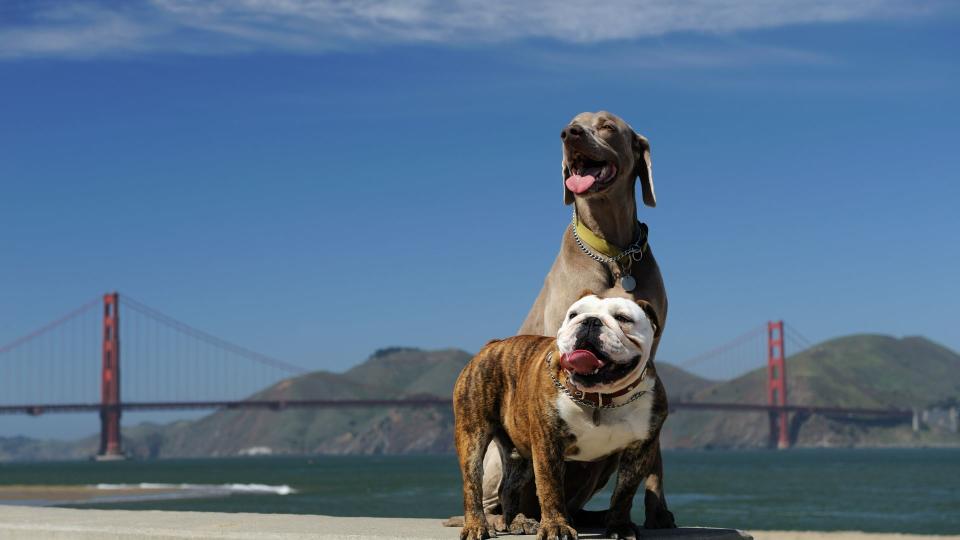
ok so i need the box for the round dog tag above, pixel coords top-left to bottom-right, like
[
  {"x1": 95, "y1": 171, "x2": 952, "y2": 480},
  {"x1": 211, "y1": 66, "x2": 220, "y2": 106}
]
[{"x1": 621, "y1": 275, "x2": 636, "y2": 292}]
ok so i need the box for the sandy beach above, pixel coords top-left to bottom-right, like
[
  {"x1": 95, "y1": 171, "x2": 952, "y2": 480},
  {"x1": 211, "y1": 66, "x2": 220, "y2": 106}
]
[
  {"x1": 753, "y1": 534, "x2": 959, "y2": 540},
  {"x1": 0, "y1": 484, "x2": 220, "y2": 505},
  {"x1": 0, "y1": 500, "x2": 956, "y2": 540},
  {"x1": 757, "y1": 534, "x2": 959, "y2": 540}
]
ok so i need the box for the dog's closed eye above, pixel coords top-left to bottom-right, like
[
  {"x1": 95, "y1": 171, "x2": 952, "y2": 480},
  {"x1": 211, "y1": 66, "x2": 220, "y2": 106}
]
[{"x1": 614, "y1": 314, "x2": 633, "y2": 323}]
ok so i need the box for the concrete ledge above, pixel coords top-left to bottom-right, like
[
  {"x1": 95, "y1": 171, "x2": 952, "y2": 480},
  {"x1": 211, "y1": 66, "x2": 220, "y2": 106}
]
[
  {"x1": 0, "y1": 506, "x2": 751, "y2": 540},
  {"x1": 4, "y1": 507, "x2": 958, "y2": 540},
  {"x1": 2, "y1": 508, "x2": 950, "y2": 540}
]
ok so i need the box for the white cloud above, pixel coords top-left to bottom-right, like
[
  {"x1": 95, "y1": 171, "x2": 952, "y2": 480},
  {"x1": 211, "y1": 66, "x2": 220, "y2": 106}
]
[{"x1": 0, "y1": 0, "x2": 948, "y2": 59}]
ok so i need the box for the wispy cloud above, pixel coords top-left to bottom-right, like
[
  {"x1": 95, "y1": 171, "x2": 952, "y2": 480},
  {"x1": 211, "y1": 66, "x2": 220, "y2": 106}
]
[{"x1": 0, "y1": 0, "x2": 949, "y2": 59}]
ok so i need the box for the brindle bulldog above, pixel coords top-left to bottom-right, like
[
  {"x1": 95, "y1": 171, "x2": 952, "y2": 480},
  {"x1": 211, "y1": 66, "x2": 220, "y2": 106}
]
[{"x1": 454, "y1": 292, "x2": 674, "y2": 540}]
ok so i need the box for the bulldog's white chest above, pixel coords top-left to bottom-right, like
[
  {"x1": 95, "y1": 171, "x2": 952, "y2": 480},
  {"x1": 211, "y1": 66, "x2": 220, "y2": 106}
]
[{"x1": 556, "y1": 383, "x2": 655, "y2": 462}]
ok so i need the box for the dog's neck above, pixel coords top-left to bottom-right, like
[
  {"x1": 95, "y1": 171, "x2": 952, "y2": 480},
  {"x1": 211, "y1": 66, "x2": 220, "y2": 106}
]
[{"x1": 573, "y1": 195, "x2": 638, "y2": 249}]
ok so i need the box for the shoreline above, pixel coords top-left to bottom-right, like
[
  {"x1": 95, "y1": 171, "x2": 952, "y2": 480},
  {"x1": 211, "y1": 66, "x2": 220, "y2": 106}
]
[
  {"x1": 0, "y1": 484, "x2": 292, "y2": 506},
  {"x1": 0, "y1": 485, "x2": 185, "y2": 505}
]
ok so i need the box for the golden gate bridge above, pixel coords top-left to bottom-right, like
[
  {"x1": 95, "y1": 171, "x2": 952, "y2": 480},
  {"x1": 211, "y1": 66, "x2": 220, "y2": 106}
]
[{"x1": 0, "y1": 293, "x2": 913, "y2": 459}]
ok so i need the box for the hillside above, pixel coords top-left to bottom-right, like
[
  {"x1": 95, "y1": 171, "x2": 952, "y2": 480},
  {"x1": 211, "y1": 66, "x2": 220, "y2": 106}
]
[
  {"x1": 656, "y1": 362, "x2": 717, "y2": 400},
  {"x1": 114, "y1": 348, "x2": 718, "y2": 459},
  {"x1": 661, "y1": 335, "x2": 960, "y2": 448},
  {"x1": 118, "y1": 348, "x2": 471, "y2": 458}
]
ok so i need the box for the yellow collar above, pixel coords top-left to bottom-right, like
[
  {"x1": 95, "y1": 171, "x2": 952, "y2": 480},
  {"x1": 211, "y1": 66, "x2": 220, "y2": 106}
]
[{"x1": 573, "y1": 214, "x2": 647, "y2": 259}]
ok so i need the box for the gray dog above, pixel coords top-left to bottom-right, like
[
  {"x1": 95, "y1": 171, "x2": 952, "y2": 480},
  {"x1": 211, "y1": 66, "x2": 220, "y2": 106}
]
[{"x1": 479, "y1": 111, "x2": 673, "y2": 534}]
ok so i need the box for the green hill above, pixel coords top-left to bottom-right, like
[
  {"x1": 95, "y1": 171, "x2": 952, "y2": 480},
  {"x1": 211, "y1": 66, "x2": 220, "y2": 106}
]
[
  {"x1": 121, "y1": 348, "x2": 472, "y2": 458},
  {"x1": 656, "y1": 362, "x2": 717, "y2": 400},
  {"x1": 661, "y1": 335, "x2": 960, "y2": 448},
  {"x1": 119, "y1": 347, "x2": 716, "y2": 458}
]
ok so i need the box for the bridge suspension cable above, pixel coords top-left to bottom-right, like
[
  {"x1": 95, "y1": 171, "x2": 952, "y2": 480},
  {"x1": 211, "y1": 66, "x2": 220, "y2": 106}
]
[
  {"x1": 672, "y1": 321, "x2": 818, "y2": 380},
  {"x1": 0, "y1": 297, "x2": 102, "y2": 406},
  {"x1": 674, "y1": 323, "x2": 767, "y2": 372},
  {"x1": 120, "y1": 295, "x2": 308, "y2": 375},
  {"x1": 783, "y1": 323, "x2": 814, "y2": 352},
  {"x1": 0, "y1": 297, "x2": 100, "y2": 355}
]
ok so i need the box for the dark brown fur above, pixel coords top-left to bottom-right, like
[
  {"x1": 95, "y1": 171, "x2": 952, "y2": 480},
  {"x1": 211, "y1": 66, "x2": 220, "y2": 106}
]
[{"x1": 454, "y1": 335, "x2": 674, "y2": 540}]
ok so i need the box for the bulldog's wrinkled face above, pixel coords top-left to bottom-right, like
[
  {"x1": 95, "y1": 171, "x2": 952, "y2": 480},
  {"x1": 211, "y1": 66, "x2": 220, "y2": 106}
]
[{"x1": 556, "y1": 294, "x2": 655, "y2": 392}]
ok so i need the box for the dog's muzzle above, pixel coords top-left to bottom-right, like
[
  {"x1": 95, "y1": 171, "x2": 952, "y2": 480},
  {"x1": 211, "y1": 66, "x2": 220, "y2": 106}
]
[{"x1": 561, "y1": 317, "x2": 641, "y2": 388}]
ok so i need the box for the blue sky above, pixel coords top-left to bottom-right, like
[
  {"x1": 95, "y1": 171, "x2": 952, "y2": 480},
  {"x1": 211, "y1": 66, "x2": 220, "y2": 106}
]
[{"x1": 1, "y1": 1, "x2": 959, "y2": 438}]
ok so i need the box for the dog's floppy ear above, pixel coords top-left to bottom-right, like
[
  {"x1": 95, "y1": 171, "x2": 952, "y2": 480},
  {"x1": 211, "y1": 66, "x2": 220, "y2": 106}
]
[
  {"x1": 563, "y1": 159, "x2": 574, "y2": 205},
  {"x1": 633, "y1": 132, "x2": 656, "y2": 208},
  {"x1": 577, "y1": 289, "x2": 597, "y2": 300},
  {"x1": 635, "y1": 299, "x2": 661, "y2": 338}
]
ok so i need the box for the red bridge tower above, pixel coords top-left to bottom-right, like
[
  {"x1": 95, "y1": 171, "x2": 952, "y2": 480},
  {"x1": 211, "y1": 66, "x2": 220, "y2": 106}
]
[
  {"x1": 767, "y1": 320, "x2": 789, "y2": 449},
  {"x1": 97, "y1": 292, "x2": 124, "y2": 460}
]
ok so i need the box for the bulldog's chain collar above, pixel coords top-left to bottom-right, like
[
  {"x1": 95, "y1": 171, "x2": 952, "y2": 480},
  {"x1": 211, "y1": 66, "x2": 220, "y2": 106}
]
[{"x1": 546, "y1": 352, "x2": 648, "y2": 411}]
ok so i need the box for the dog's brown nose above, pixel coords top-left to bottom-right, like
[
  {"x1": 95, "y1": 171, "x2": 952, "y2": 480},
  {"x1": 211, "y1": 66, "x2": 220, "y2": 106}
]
[{"x1": 561, "y1": 124, "x2": 584, "y2": 141}]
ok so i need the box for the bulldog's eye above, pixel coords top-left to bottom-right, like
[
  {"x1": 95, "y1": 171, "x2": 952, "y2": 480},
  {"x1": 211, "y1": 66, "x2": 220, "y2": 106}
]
[
  {"x1": 568, "y1": 312, "x2": 578, "y2": 320},
  {"x1": 614, "y1": 314, "x2": 633, "y2": 323},
  {"x1": 599, "y1": 124, "x2": 616, "y2": 132}
]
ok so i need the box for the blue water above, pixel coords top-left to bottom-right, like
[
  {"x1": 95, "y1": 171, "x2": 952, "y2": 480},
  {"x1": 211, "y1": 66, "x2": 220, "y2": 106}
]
[{"x1": 0, "y1": 449, "x2": 957, "y2": 534}]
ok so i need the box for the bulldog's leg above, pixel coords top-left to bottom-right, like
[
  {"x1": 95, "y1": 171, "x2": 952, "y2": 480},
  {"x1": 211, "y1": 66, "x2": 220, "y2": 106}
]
[
  {"x1": 456, "y1": 426, "x2": 496, "y2": 540},
  {"x1": 530, "y1": 432, "x2": 577, "y2": 540},
  {"x1": 494, "y1": 441, "x2": 538, "y2": 535},
  {"x1": 640, "y1": 443, "x2": 676, "y2": 529},
  {"x1": 605, "y1": 440, "x2": 675, "y2": 539}
]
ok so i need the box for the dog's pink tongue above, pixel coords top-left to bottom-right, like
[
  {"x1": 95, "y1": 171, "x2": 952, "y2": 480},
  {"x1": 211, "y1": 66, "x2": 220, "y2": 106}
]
[
  {"x1": 565, "y1": 173, "x2": 596, "y2": 194},
  {"x1": 560, "y1": 349, "x2": 604, "y2": 375}
]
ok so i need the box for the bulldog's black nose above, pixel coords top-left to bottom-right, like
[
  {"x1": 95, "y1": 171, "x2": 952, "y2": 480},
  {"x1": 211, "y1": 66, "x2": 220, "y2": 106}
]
[
  {"x1": 561, "y1": 124, "x2": 584, "y2": 141},
  {"x1": 582, "y1": 316, "x2": 603, "y2": 329}
]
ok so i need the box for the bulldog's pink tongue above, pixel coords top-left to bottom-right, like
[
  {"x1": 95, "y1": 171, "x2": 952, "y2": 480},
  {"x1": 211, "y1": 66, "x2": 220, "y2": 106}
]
[
  {"x1": 560, "y1": 349, "x2": 605, "y2": 375},
  {"x1": 565, "y1": 174, "x2": 596, "y2": 194}
]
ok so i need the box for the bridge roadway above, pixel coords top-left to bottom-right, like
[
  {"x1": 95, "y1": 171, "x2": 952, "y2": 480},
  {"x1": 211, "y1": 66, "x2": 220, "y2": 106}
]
[{"x1": 0, "y1": 398, "x2": 914, "y2": 420}]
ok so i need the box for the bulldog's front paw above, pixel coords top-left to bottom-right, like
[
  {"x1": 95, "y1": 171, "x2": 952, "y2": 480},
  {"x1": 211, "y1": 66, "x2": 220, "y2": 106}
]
[
  {"x1": 643, "y1": 506, "x2": 676, "y2": 529},
  {"x1": 536, "y1": 519, "x2": 577, "y2": 540},
  {"x1": 509, "y1": 513, "x2": 540, "y2": 535},
  {"x1": 605, "y1": 520, "x2": 641, "y2": 540},
  {"x1": 460, "y1": 522, "x2": 495, "y2": 540},
  {"x1": 489, "y1": 514, "x2": 509, "y2": 532}
]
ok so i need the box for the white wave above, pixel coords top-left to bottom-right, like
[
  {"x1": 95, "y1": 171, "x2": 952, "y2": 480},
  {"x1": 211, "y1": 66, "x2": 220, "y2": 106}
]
[
  {"x1": 93, "y1": 483, "x2": 295, "y2": 495},
  {"x1": 221, "y1": 483, "x2": 295, "y2": 495}
]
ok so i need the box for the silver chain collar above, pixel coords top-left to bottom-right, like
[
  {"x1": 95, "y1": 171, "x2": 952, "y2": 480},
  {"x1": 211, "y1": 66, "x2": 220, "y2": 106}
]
[
  {"x1": 571, "y1": 209, "x2": 646, "y2": 266},
  {"x1": 546, "y1": 352, "x2": 648, "y2": 410}
]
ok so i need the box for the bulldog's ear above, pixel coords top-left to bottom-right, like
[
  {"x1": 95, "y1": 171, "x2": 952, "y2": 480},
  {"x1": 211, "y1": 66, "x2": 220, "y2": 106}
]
[
  {"x1": 577, "y1": 289, "x2": 597, "y2": 300},
  {"x1": 563, "y1": 159, "x2": 574, "y2": 205},
  {"x1": 633, "y1": 132, "x2": 656, "y2": 208},
  {"x1": 635, "y1": 299, "x2": 661, "y2": 338}
]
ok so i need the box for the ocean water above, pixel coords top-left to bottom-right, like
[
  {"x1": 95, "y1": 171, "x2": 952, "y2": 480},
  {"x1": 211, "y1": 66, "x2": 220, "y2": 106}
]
[{"x1": 0, "y1": 449, "x2": 957, "y2": 534}]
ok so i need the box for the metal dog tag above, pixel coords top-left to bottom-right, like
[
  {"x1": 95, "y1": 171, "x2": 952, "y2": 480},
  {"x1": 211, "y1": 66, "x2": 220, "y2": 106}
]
[{"x1": 620, "y1": 275, "x2": 636, "y2": 292}]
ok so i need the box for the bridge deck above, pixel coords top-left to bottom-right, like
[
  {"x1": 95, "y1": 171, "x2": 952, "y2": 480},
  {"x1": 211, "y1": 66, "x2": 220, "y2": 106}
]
[{"x1": 0, "y1": 399, "x2": 914, "y2": 419}]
